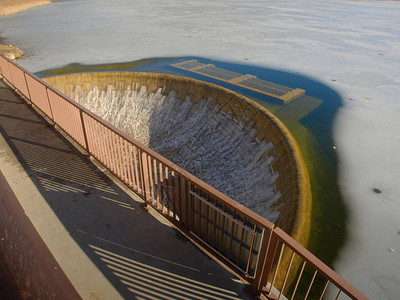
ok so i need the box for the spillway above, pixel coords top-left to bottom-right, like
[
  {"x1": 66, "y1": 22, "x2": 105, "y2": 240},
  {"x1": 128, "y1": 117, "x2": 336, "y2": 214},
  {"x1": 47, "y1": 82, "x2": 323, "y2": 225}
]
[{"x1": 44, "y1": 72, "x2": 311, "y2": 243}]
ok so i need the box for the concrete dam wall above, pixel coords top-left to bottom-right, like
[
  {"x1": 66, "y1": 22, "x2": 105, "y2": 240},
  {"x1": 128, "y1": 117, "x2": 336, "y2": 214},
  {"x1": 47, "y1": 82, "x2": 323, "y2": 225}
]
[{"x1": 44, "y1": 72, "x2": 311, "y2": 245}]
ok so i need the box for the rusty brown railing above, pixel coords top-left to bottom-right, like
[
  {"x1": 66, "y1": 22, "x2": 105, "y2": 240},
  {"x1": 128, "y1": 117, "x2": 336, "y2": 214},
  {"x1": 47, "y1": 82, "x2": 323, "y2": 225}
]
[{"x1": 0, "y1": 55, "x2": 367, "y2": 299}]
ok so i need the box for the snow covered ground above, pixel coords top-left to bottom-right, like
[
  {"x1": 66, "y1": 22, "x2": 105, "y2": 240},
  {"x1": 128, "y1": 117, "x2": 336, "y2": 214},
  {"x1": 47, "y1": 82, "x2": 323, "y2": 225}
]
[{"x1": 1, "y1": 0, "x2": 399, "y2": 298}]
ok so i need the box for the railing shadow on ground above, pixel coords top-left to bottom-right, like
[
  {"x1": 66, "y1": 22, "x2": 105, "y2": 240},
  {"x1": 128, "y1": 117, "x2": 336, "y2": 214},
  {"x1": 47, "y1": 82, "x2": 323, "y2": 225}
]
[{"x1": 0, "y1": 81, "x2": 249, "y2": 299}]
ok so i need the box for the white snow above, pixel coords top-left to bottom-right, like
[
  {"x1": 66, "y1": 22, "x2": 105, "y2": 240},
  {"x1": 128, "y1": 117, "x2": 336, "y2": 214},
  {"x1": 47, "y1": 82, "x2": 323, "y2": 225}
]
[{"x1": 1, "y1": 0, "x2": 400, "y2": 298}]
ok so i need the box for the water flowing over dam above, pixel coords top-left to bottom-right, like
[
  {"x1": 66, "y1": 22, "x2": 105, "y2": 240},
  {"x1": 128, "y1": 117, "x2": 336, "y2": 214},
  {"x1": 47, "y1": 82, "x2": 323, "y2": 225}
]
[
  {"x1": 74, "y1": 83, "x2": 281, "y2": 221},
  {"x1": 44, "y1": 72, "x2": 311, "y2": 239}
]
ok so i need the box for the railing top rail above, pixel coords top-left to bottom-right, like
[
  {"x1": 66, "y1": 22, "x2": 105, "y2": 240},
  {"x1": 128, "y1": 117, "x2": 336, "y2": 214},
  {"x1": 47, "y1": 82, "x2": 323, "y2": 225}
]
[
  {"x1": 0, "y1": 55, "x2": 274, "y2": 230},
  {"x1": 273, "y1": 228, "x2": 368, "y2": 300},
  {"x1": 80, "y1": 108, "x2": 273, "y2": 230}
]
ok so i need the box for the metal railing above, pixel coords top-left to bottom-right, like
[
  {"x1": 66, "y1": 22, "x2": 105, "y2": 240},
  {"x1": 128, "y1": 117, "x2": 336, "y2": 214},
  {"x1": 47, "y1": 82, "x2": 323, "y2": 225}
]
[{"x1": 0, "y1": 55, "x2": 367, "y2": 300}]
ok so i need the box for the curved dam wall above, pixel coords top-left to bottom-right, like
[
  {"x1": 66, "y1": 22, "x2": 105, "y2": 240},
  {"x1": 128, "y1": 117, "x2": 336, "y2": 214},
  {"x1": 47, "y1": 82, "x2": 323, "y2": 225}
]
[{"x1": 43, "y1": 72, "x2": 311, "y2": 246}]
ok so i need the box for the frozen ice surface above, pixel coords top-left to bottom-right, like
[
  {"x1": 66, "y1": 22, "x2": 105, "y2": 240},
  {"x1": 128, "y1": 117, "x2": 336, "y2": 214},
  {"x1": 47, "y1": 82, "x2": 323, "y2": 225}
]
[{"x1": 1, "y1": 0, "x2": 400, "y2": 298}]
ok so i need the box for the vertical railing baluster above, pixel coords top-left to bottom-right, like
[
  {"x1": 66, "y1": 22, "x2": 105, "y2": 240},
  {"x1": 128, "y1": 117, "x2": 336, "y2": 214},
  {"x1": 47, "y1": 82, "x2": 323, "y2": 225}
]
[
  {"x1": 92, "y1": 119, "x2": 101, "y2": 160},
  {"x1": 190, "y1": 185, "x2": 195, "y2": 232},
  {"x1": 23, "y1": 73, "x2": 33, "y2": 104},
  {"x1": 237, "y1": 217, "x2": 246, "y2": 266},
  {"x1": 304, "y1": 270, "x2": 318, "y2": 300},
  {"x1": 319, "y1": 280, "x2": 330, "y2": 300},
  {"x1": 219, "y1": 204, "x2": 226, "y2": 253},
  {"x1": 125, "y1": 141, "x2": 133, "y2": 188},
  {"x1": 147, "y1": 155, "x2": 154, "y2": 205},
  {"x1": 119, "y1": 137, "x2": 128, "y2": 183},
  {"x1": 259, "y1": 229, "x2": 279, "y2": 294},
  {"x1": 158, "y1": 162, "x2": 164, "y2": 211},
  {"x1": 84, "y1": 116, "x2": 94, "y2": 156},
  {"x1": 205, "y1": 194, "x2": 210, "y2": 243},
  {"x1": 153, "y1": 158, "x2": 159, "y2": 208},
  {"x1": 95, "y1": 119, "x2": 105, "y2": 161},
  {"x1": 176, "y1": 173, "x2": 182, "y2": 221},
  {"x1": 139, "y1": 150, "x2": 150, "y2": 204},
  {"x1": 115, "y1": 135, "x2": 124, "y2": 179},
  {"x1": 212, "y1": 199, "x2": 217, "y2": 248},
  {"x1": 79, "y1": 111, "x2": 90, "y2": 153},
  {"x1": 228, "y1": 211, "x2": 236, "y2": 260},
  {"x1": 171, "y1": 171, "x2": 176, "y2": 218},
  {"x1": 278, "y1": 251, "x2": 295, "y2": 299},
  {"x1": 268, "y1": 244, "x2": 285, "y2": 298},
  {"x1": 245, "y1": 224, "x2": 257, "y2": 275},
  {"x1": 166, "y1": 171, "x2": 171, "y2": 214},
  {"x1": 45, "y1": 88, "x2": 55, "y2": 122},
  {"x1": 163, "y1": 166, "x2": 168, "y2": 213},
  {"x1": 197, "y1": 188, "x2": 202, "y2": 237},
  {"x1": 290, "y1": 261, "x2": 307, "y2": 300},
  {"x1": 103, "y1": 127, "x2": 113, "y2": 172},
  {"x1": 133, "y1": 146, "x2": 140, "y2": 192},
  {"x1": 112, "y1": 133, "x2": 119, "y2": 175},
  {"x1": 107, "y1": 131, "x2": 116, "y2": 173},
  {"x1": 184, "y1": 179, "x2": 190, "y2": 229},
  {"x1": 112, "y1": 133, "x2": 120, "y2": 176}
]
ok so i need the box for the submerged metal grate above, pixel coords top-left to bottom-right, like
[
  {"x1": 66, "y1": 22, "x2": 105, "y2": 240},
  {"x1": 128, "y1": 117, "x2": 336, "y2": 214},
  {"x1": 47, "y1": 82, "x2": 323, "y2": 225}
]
[{"x1": 171, "y1": 59, "x2": 305, "y2": 103}]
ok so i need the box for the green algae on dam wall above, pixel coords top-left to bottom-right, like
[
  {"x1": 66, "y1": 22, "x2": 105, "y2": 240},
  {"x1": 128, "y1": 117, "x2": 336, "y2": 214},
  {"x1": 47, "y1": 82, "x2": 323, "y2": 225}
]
[{"x1": 44, "y1": 72, "x2": 312, "y2": 249}]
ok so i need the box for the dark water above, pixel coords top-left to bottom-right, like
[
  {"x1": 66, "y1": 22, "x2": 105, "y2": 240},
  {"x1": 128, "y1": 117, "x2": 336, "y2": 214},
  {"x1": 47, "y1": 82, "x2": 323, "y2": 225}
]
[{"x1": 38, "y1": 56, "x2": 346, "y2": 271}]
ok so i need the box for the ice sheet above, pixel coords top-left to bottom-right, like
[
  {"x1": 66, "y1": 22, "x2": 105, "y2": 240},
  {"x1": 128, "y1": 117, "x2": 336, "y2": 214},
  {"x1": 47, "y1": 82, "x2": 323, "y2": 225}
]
[{"x1": 1, "y1": 0, "x2": 399, "y2": 298}]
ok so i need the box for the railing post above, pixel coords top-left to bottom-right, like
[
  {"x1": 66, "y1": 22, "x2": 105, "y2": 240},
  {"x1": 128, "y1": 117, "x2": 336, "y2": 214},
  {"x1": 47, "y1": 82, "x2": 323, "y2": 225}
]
[
  {"x1": 184, "y1": 179, "x2": 190, "y2": 229},
  {"x1": 139, "y1": 149, "x2": 150, "y2": 205},
  {"x1": 7, "y1": 61, "x2": 15, "y2": 85},
  {"x1": 22, "y1": 72, "x2": 33, "y2": 103},
  {"x1": 177, "y1": 174, "x2": 184, "y2": 224},
  {"x1": 259, "y1": 230, "x2": 280, "y2": 297},
  {"x1": 45, "y1": 87, "x2": 55, "y2": 121},
  {"x1": 251, "y1": 226, "x2": 274, "y2": 295},
  {"x1": 79, "y1": 110, "x2": 90, "y2": 153}
]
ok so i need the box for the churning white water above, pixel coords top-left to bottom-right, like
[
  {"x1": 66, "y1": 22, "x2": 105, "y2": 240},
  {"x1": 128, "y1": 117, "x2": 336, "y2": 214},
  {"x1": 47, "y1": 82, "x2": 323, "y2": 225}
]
[{"x1": 70, "y1": 83, "x2": 281, "y2": 221}]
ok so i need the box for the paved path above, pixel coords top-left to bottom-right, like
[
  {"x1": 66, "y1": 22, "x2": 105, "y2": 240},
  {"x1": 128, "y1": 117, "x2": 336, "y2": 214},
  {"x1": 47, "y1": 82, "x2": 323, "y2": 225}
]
[{"x1": 0, "y1": 78, "x2": 252, "y2": 300}]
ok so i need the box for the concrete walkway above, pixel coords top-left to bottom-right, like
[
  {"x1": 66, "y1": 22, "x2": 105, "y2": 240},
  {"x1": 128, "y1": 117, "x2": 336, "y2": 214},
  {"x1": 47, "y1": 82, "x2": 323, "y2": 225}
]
[{"x1": 0, "y1": 78, "x2": 252, "y2": 300}]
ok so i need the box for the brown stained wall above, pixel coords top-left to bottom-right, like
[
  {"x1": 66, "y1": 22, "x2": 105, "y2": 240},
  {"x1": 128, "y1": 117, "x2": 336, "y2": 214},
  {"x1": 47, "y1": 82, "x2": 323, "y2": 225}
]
[
  {"x1": 0, "y1": 170, "x2": 80, "y2": 299},
  {"x1": 44, "y1": 72, "x2": 311, "y2": 248}
]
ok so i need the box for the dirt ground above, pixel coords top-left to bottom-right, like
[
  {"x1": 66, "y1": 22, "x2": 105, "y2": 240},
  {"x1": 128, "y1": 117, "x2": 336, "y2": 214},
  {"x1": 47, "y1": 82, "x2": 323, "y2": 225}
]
[{"x1": 0, "y1": 0, "x2": 51, "y2": 16}]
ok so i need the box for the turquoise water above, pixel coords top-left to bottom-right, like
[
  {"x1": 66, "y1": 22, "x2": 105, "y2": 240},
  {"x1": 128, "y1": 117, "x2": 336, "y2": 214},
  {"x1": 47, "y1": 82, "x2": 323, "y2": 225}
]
[{"x1": 38, "y1": 57, "x2": 345, "y2": 269}]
